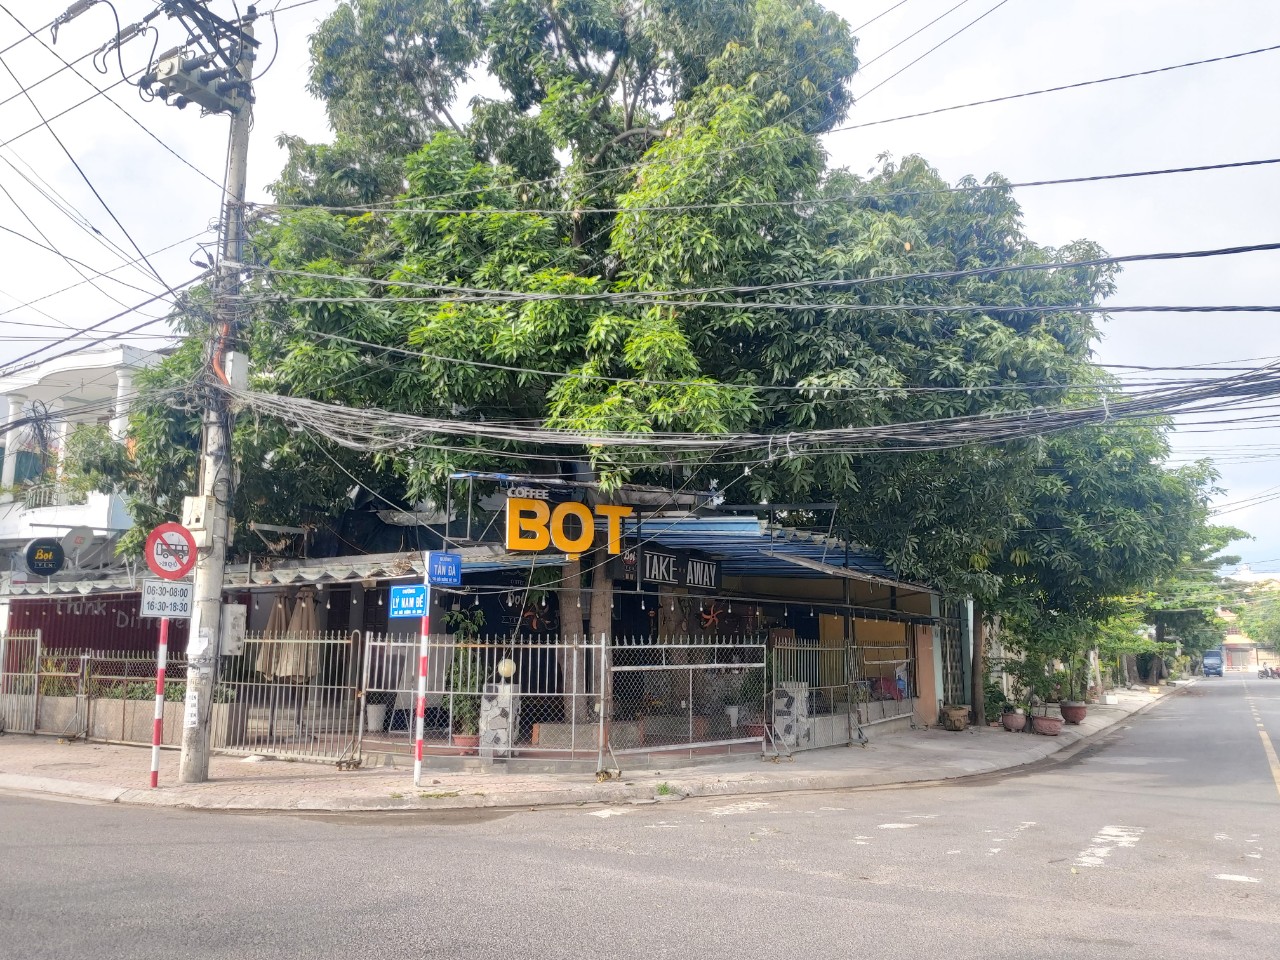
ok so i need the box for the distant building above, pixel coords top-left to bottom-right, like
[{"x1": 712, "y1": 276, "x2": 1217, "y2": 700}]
[
  {"x1": 0, "y1": 346, "x2": 163, "y2": 639},
  {"x1": 1217, "y1": 567, "x2": 1280, "y2": 670}
]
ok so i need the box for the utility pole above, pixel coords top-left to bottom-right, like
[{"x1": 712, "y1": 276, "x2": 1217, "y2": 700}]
[{"x1": 124, "y1": 0, "x2": 258, "y2": 782}]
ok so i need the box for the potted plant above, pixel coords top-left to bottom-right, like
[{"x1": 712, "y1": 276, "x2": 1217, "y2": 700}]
[
  {"x1": 444, "y1": 608, "x2": 486, "y2": 754},
  {"x1": 1000, "y1": 699, "x2": 1027, "y2": 733},
  {"x1": 447, "y1": 647, "x2": 483, "y2": 752},
  {"x1": 1058, "y1": 651, "x2": 1088, "y2": 724}
]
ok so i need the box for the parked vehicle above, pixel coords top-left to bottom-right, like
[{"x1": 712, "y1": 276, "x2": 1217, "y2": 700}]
[{"x1": 1202, "y1": 650, "x2": 1224, "y2": 677}]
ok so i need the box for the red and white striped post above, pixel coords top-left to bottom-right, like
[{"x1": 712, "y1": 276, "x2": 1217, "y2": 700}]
[
  {"x1": 412, "y1": 564, "x2": 433, "y2": 787},
  {"x1": 150, "y1": 617, "x2": 170, "y2": 788}
]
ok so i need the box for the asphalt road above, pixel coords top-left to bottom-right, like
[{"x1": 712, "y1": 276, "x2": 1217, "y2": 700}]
[{"x1": 2, "y1": 674, "x2": 1278, "y2": 960}]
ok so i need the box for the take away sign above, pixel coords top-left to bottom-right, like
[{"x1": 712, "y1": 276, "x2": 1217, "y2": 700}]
[{"x1": 506, "y1": 497, "x2": 633, "y2": 558}]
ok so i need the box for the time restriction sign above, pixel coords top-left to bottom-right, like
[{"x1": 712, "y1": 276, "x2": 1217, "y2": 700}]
[
  {"x1": 145, "y1": 522, "x2": 197, "y2": 581},
  {"x1": 141, "y1": 579, "x2": 195, "y2": 619}
]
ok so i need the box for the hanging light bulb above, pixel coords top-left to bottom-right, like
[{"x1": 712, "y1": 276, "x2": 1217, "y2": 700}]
[
  {"x1": 377, "y1": 592, "x2": 384, "y2": 606},
  {"x1": 541, "y1": 595, "x2": 548, "y2": 609},
  {"x1": 576, "y1": 596, "x2": 582, "y2": 608},
  {"x1": 326, "y1": 596, "x2": 331, "y2": 610},
  {"x1": 473, "y1": 593, "x2": 480, "y2": 607},
  {"x1": 640, "y1": 596, "x2": 646, "y2": 610},
  {"x1": 810, "y1": 606, "x2": 816, "y2": 617},
  {"x1": 253, "y1": 596, "x2": 259, "y2": 611},
  {"x1": 784, "y1": 604, "x2": 789, "y2": 616},
  {"x1": 727, "y1": 599, "x2": 733, "y2": 613},
  {"x1": 352, "y1": 592, "x2": 358, "y2": 605}
]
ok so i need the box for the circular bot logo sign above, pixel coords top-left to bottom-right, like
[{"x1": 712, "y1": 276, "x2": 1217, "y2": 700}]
[{"x1": 24, "y1": 538, "x2": 65, "y2": 576}]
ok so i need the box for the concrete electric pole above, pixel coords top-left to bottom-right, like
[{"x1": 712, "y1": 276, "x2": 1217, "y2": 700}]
[{"x1": 122, "y1": 0, "x2": 258, "y2": 782}]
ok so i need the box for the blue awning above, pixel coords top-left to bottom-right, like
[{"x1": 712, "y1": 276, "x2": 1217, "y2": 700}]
[{"x1": 621, "y1": 515, "x2": 934, "y2": 593}]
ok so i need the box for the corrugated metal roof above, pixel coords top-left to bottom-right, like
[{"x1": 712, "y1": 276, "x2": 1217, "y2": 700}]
[
  {"x1": 1, "y1": 517, "x2": 929, "y2": 596},
  {"x1": 625, "y1": 515, "x2": 934, "y2": 593}
]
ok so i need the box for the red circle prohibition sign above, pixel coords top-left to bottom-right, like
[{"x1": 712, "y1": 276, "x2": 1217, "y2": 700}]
[{"x1": 145, "y1": 523, "x2": 197, "y2": 581}]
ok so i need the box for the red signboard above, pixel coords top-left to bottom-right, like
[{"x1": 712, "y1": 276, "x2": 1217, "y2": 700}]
[
  {"x1": 145, "y1": 523, "x2": 197, "y2": 581},
  {"x1": 7, "y1": 596, "x2": 190, "y2": 653}
]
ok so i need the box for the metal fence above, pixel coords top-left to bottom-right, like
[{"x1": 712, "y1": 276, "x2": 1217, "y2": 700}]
[
  {"x1": 2, "y1": 621, "x2": 918, "y2": 766},
  {"x1": 611, "y1": 635, "x2": 766, "y2": 761},
  {"x1": 771, "y1": 635, "x2": 858, "y2": 750},
  {"x1": 217, "y1": 631, "x2": 361, "y2": 764},
  {"x1": 362, "y1": 634, "x2": 607, "y2": 762},
  {"x1": 0, "y1": 630, "x2": 41, "y2": 734},
  {"x1": 769, "y1": 624, "x2": 917, "y2": 752}
]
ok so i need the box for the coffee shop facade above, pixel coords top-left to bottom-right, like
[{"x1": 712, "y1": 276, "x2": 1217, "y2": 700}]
[{"x1": 1, "y1": 479, "x2": 966, "y2": 770}]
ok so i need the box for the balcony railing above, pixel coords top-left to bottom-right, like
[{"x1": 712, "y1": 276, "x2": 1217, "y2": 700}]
[{"x1": 21, "y1": 483, "x2": 88, "y2": 509}]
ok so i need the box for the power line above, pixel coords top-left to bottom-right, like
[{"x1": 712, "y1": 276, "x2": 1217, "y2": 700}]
[
  {"x1": 0, "y1": 4, "x2": 226, "y2": 192},
  {"x1": 836, "y1": 41, "x2": 1280, "y2": 134},
  {"x1": 0, "y1": 43, "x2": 97, "y2": 109},
  {"x1": 859, "y1": 0, "x2": 1015, "y2": 99},
  {"x1": 857, "y1": 0, "x2": 976, "y2": 72},
  {"x1": 260, "y1": 155, "x2": 1280, "y2": 217},
  {"x1": 0, "y1": 227, "x2": 213, "y2": 320},
  {"x1": 0, "y1": 278, "x2": 203, "y2": 380},
  {"x1": 853, "y1": 0, "x2": 920, "y2": 33},
  {"x1": 234, "y1": 239, "x2": 1280, "y2": 305},
  {"x1": 0, "y1": 221, "x2": 170, "y2": 307},
  {"x1": 0, "y1": 13, "x2": 56, "y2": 57},
  {"x1": 285, "y1": 42, "x2": 1280, "y2": 217},
  {"x1": 0, "y1": 70, "x2": 134, "y2": 152},
  {"x1": 0, "y1": 145, "x2": 172, "y2": 294},
  {"x1": 0, "y1": 52, "x2": 173, "y2": 297}
]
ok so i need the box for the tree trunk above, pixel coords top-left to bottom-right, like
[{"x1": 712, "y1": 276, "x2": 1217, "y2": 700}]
[
  {"x1": 970, "y1": 600, "x2": 985, "y2": 726},
  {"x1": 558, "y1": 558, "x2": 588, "y2": 723}
]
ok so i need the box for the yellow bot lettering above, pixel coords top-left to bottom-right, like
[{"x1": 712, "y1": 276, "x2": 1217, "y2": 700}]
[{"x1": 506, "y1": 497, "x2": 633, "y2": 557}]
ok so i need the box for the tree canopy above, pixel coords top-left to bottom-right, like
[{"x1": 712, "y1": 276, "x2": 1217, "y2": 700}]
[{"x1": 86, "y1": 0, "x2": 1240, "y2": 652}]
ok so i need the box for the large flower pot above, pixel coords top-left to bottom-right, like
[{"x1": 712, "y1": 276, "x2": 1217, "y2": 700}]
[
  {"x1": 941, "y1": 705, "x2": 969, "y2": 731},
  {"x1": 1001, "y1": 711, "x2": 1027, "y2": 733},
  {"x1": 1031, "y1": 715, "x2": 1064, "y2": 736},
  {"x1": 1059, "y1": 701, "x2": 1087, "y2": 725},
  {"x1": 453, "y1": 733, "x2": 480, "y2": 755}
]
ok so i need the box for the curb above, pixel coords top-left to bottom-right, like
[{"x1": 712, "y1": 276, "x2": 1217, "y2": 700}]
[{"x1": 0, "y1": 688, "x2": 1182, "y2": 814}]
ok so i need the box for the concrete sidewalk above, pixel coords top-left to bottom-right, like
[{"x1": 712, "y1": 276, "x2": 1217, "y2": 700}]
[{"x1": 0, "y1": 685, "x2": 1186, "y2": 813}]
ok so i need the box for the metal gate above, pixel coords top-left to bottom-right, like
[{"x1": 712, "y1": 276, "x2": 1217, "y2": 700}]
[
  {"x1": 0, "y1": 630, "x2": 41, "y2": 734},
  {"x1": 610, "y1": 635, "x2": 766, "y2": 760},
  {"x1": 939, "y1": 600, "x2": 968, "y2": 706},
  {"x1": 215, "y1": 631, "x2": 360, "y2": 764},
  {"x1": 771, "y1": 635, "x2": 857, "y2": 750}
]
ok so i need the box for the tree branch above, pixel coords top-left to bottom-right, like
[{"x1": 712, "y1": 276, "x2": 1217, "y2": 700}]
[{"x1": 588, "y1": 125, "x2": 662, "y2": 166}]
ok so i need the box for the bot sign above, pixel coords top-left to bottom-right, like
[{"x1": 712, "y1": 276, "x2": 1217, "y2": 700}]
[{"x1": 145, "y1": 522, "x2": 197, "y2": 581}]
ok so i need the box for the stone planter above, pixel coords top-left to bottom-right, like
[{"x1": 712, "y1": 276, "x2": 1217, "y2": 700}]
[
  {"x1": 1001, "y1": 710, "x2": 1027, "y2": 733},
  {"x1": 1031, "y1": 715, "x2": 1064, "y2": 736},
  {"x1": 941, "y1": 704, "x2": 969, "y2": 732},
  {"x1": 1059, "y1": 701, "x2": 1087, "y2": 725}
]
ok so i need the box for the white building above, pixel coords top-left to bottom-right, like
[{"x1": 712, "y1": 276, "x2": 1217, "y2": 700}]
[{"x1": 0, "y1": 347, "x2": 163, "y2": 617}]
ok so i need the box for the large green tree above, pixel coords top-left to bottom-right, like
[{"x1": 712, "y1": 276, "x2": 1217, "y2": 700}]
[{"x1": 105, "y1": 1, "x2": 1223, "y2": 687}]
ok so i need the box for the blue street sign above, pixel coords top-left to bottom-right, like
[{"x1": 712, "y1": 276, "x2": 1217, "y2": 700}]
[
  {"x1": 388, "y1": 584, "x2": 427, "y2": 619},
  {"x1": 427, "y1": 551, "x2": 463, "y2": 587}
]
